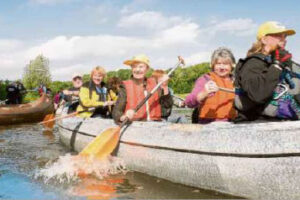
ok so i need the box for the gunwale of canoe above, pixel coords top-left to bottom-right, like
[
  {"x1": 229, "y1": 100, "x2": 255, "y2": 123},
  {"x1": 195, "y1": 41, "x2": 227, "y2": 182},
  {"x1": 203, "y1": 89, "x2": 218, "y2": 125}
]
[
  {"x1": 57, "y1": 112, "x2": 300, "y2": 200},
  {"x1": 0, "y1": 94, "x2": 53, "y2": 125}
]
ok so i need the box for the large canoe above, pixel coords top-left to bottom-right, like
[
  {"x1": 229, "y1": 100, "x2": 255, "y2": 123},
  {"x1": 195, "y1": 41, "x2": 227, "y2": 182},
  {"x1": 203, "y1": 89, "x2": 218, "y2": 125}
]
[
  {"x1": 0, "y1": 94, "x2": 54, "y2": 125},
  {"x1": 57, "y1": 109, "x2": 300, "y2": 200}
]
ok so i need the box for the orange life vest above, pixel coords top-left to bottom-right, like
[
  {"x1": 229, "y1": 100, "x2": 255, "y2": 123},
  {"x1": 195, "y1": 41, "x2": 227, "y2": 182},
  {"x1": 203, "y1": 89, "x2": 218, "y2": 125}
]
[
  {"x1": 199, "y1": 72, "x2": 236, "y2": 119},
  {"x1": 123, "y1": 78, "x2": 162, "y2": 121}
]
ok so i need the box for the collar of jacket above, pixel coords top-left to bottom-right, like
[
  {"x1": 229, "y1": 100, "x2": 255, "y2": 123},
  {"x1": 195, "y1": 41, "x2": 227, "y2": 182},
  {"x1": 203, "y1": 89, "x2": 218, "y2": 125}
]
[{"x1": 130, "y1": 76, "x2": 148, "y2": 89}]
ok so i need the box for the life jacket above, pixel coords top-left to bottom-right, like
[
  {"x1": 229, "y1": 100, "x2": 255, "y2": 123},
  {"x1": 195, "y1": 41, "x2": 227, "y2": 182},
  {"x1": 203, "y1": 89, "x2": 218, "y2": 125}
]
[
  {"x1": 199, "y1": 72, "x2": 236, "y2": 119},
  {"x1": 123, "y1": 78, "x2": 162, "y2": 121},
  {"x1": 78, "y1": 81, "x2": 110, "y2": 118}
]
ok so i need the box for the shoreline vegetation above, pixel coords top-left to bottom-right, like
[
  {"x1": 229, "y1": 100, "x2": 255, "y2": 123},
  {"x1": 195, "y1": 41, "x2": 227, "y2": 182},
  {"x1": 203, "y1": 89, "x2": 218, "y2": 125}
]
[{"x1": 0, "y1": 61, "x2": 209, "y2": 103}]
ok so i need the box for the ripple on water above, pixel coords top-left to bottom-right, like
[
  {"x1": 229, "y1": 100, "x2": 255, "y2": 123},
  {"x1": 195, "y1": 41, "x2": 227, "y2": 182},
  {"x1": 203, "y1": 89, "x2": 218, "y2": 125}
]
[{"x1": 0, "y1": 124, "x2": 240, "y2": 199}]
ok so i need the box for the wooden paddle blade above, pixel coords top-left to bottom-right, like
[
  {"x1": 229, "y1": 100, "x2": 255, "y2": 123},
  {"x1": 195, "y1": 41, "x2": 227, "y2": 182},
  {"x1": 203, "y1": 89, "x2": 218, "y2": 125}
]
[
  {"x1": 42, "y1": 113, "x2": 55, "y2": 129},
  {"x1": 79, "y1": 127, "x2": 121, "y2": 160}
]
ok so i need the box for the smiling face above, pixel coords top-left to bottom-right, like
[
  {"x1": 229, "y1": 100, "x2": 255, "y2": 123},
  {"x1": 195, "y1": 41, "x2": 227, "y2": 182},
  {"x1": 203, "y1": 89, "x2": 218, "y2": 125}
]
[
  {"x1": 92, "y1": 73, "x2": 104, "y2": 86},
  {"x1": 213, "y1": 58, "x2": 232, "y2": 78},
  {"x1": 72, "y1": 77, "x2": 83, "y2": 88},
  {"x1": 131, "y1": 62, "x2": 149, "y2": 80}
]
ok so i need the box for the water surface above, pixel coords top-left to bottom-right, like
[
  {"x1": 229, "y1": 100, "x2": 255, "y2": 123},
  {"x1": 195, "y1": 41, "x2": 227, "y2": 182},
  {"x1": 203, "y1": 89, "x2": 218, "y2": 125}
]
[{"x1": 0, "y1": 124, "x2": 239, "y2": 199}]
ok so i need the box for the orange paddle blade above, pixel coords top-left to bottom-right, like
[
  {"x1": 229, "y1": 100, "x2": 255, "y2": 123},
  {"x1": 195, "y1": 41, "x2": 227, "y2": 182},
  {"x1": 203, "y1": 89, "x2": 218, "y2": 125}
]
[
  {"x1": 42, "y1": 113, "x2": 55, "y2": 129},
  {"x1": 79, "y1": 127, "x2": 121, "y2": 160}
]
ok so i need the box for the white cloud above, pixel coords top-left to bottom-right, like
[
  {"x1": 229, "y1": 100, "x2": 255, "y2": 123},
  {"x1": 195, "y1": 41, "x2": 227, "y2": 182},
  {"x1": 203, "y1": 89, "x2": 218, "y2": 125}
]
[
  {"x1": 0, "y1": 39, "x2": 24, "y2": 53},
  {"x1": 155, "y1": 22, "x2": 200, "y2": 46},
  {"x1": 118, "y1": 11, "x2": 185, "y2": 30},
  {"x1": 185, "y1": 51, "x2": 212, "y2": 66},
  {"x1": 0, "y1": 12, "x2": 262, "y2": 81},
  {"x1": 210, "y1": 18, "x2": 257, "y2": 37}
]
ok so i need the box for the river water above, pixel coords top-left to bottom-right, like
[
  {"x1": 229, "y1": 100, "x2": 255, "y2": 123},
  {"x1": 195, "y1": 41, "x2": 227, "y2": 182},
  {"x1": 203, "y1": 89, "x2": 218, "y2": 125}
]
[{"x1": 0, "y1": 124, "x2": 239, "y2": 199}]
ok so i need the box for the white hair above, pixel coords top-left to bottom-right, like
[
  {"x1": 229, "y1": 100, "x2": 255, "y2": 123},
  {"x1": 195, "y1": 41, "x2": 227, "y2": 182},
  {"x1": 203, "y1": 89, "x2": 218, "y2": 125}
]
[{"x1": 211, "y1": 47, "x2": 236, "y2": 68}]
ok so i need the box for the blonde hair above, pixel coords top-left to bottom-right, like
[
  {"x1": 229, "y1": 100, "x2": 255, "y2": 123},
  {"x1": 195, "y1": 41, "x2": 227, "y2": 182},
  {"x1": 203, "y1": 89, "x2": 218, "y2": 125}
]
[
  {"x1": 90, "y1": 66, "x2": 106, "y2": 78},
  {"x1": 247, "y1": 40, "x2": 264, "y2": 57},
  {"x1": 151, "y1": 69, "x2": 166, "y2": 81}
]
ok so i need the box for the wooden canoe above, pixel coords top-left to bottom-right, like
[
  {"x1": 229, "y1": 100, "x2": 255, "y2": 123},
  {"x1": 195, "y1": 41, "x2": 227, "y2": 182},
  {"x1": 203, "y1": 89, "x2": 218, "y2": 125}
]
[
  {"x1": 0, "y1": 94, "x2": 54, "y2": 125},
  {"x1": 57, "y1": 107, "x2": 300, "y2": 200}
]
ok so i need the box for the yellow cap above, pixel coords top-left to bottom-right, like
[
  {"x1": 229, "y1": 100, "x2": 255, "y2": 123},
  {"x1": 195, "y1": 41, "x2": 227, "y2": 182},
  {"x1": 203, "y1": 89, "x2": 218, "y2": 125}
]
[
  {"x1": 124, "y1": 54, "x2": 150, "y2": 68},
  {"x1": 257, "y1": 21, "x2": 295, "y2": 40}
]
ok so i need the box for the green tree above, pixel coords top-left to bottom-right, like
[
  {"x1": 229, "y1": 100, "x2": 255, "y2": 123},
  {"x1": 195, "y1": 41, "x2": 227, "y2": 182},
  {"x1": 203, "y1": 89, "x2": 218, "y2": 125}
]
[
  {"x1": 50, "y1": 81, "x2": 72, "y2": 94},
  {"x1": 22, "y1": 55, "x2": 52, "y2": 89},
  {"x1": 168, "y1": 62, "x2": 210, "y2": 93},
  {"x1": 0, "y1": 80, "x2": 9, "y2": 100}
]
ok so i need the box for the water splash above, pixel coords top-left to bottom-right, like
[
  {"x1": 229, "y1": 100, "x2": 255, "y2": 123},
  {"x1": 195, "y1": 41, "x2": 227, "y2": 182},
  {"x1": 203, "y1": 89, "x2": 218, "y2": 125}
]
[{"x1": 35, "y1": 154, "x2": 127, "y2": 184}]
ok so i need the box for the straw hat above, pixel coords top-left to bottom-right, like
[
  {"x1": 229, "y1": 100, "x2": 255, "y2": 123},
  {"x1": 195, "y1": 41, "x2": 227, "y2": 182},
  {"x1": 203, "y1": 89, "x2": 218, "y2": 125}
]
[
  {"x1": 257, "y1": 21, "x2": 295, "y2": 40},
  {"x1": 124, "y1": 54, "x2": 151, "y2": 68}
]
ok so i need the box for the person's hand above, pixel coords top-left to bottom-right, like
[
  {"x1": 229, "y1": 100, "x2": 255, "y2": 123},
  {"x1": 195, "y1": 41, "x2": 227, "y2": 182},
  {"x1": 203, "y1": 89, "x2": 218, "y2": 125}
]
[
  {"x1": 104, "y1": 101, "x2": 115, "y2": 106},
  {"x1": 204, "y1": 81, "x2": 219, "y2": 94},
  {"x1": 120, "y1": 109, "x2": 135, "y2": 121},
  {"x1": 271, "y1": 49, "x2": 292, "y2": 69},
  {"x1": 178, "y1": 56, "x2": 185, "y2": 65},
  {"x1": 179, "y1": 101, "x2": 185, "y2": 107},
  {"x1": 63, "y1": 90, "x2": 71, "y2": 95}
]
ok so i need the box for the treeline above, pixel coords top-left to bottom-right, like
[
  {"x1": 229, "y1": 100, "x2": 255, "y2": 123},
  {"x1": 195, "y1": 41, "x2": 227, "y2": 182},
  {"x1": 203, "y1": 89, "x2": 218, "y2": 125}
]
[{"x1": 0, "y1": 62, "x2": 210, "y2": 101}]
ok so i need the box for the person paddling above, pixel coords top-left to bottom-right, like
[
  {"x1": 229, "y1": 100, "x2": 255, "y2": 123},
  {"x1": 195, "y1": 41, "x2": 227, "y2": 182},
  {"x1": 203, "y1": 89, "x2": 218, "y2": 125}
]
[
  {"x1": 112, "y1": 54, "x2": 173, "y2": 123},
  {"x1": 77, "y1": 66, "x2": 117, "y2": 118},
  {"x1": 234, "y1": 21, "x2": 299, "y2": 122},
  {"x1": 62, "y1": 73, "x2": 83, "y2": 113},
  {"x1": 184, "y1": 47, "x2": 237, "y2": 124}
]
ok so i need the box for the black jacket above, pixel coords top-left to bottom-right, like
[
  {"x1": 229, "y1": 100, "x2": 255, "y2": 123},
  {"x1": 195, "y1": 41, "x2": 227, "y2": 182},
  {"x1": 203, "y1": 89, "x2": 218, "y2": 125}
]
[{"x1": 234, "y1": 53, "x2": 282, "y2": 121}]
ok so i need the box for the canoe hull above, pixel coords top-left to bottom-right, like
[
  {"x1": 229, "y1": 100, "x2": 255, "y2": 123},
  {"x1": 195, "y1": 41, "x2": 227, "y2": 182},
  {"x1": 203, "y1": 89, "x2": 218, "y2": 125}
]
[
  {"x1": 0, "y1": 94, "x2": 54, "y2": 125},
  {"x1": 58, "y1": 116, "x2": 300, "y2": 200}
]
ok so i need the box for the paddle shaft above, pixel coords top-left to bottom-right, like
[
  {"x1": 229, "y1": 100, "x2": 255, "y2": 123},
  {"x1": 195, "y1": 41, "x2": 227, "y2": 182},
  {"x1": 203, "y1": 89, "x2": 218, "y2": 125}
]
[
  {"x1": 292, "y1": 60, "x2": 300, "y2": 68},
  {"x1": 172, "y1": 95, "x2": 185, "y2": 102},
  {"x1": 39, "y1": 106, "x2": 98, "y2": 124},
  {"x1": 120, "y1": 61, "x2": 183, "y2": 128},
  {"x1": 218, "y1": 87, "x2": 235, "y2": 93}
]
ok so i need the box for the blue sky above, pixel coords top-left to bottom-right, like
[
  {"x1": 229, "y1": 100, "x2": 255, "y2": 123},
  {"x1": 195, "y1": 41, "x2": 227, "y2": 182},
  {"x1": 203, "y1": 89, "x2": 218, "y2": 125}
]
[{"x1": 0, "y1": 0, "x2": 300, "y2": 80}]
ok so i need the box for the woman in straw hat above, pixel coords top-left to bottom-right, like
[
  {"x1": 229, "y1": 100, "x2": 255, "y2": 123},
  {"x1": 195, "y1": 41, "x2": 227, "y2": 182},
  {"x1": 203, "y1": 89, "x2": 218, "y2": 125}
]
[
  {"x1": 234, "y1": 21, "x2": 299, "y2": 122},
  {"x1": 77, "y1": 66, "x2": 117, "y2": 118},
  {"x1": 184, "y1": 47, "x2": 237, "y2": 124},
  {"x1": 112, "y1": 54, "x2": 173, "y2": 123}
]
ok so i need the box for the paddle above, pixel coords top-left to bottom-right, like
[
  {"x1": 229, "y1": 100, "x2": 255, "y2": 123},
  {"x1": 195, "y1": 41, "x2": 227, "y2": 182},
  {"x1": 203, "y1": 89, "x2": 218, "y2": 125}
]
[
  {"x1": 172, "y1": 95, "x2": 185, "y2": 102},
  {"x1": 218, "y1": 87, "x2": 235, "y2": 93},
  {"x1": 39, "y1": 107, "x2": 98, "y2": 125},
  {"x1": 42, "y1": 113, "x2": 56, "y2": 129},
  {"x1": 79, "y1": 57, "x2": 185, "y2": 159}
]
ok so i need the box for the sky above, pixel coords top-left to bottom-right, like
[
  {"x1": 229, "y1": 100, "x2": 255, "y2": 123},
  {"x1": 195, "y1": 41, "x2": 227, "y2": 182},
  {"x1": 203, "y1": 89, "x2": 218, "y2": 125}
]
[{"x1": 1, "y1": 0, "x2": 300, "y2": 81}]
